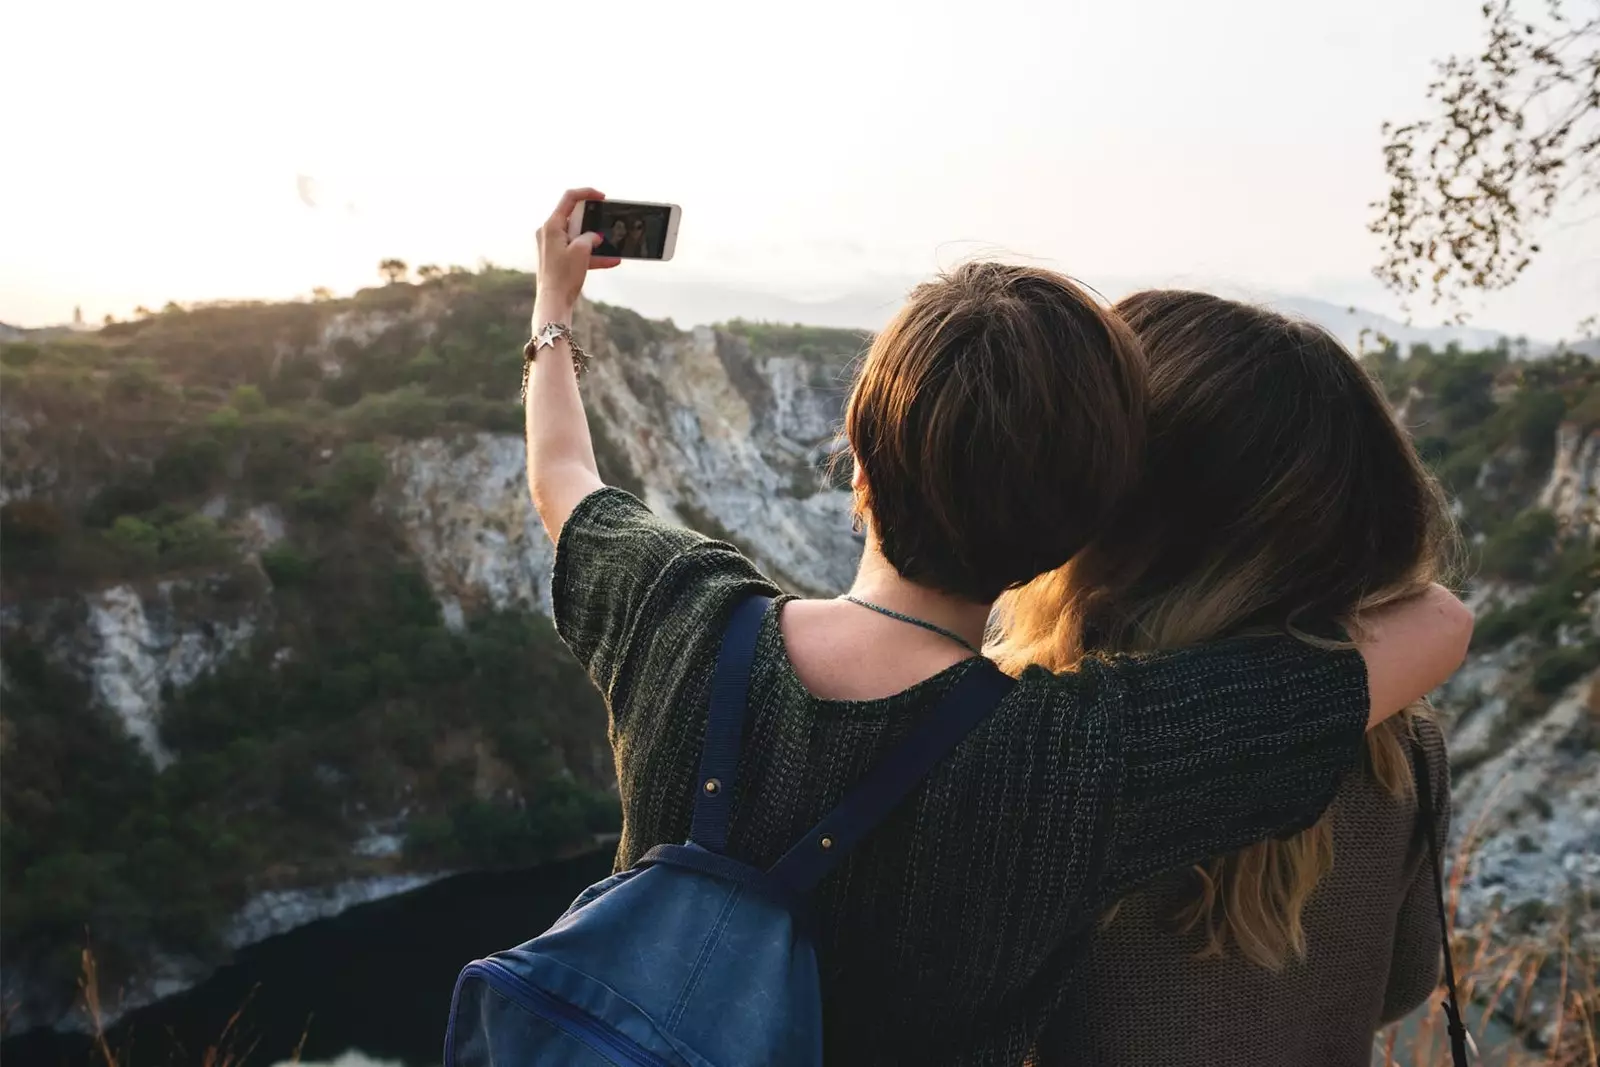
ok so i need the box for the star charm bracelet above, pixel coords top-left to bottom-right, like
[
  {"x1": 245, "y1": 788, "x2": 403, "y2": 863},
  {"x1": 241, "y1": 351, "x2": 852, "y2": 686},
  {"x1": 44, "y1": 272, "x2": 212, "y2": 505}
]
[{"x1": 521, "y1": 321, "x2": 590, "y2": 402}]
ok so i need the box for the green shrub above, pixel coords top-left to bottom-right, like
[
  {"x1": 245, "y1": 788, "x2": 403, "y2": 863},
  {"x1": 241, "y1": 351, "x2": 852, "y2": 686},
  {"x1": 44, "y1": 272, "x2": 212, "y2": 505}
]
[
  {"x1": 329, "y1": 442, "x2": 386, "y2": 498},
  {"x1": 158, "y1": 513, "x2": 231, "y2": 566},
  {"x1": 206, "y1": 405, "x2": 242, "y2": 433},
  {"x1": 292, "y1": 443, "x2": 388, "y2": 519},
  {"x1": 1473, "y1": 543, "x2": 1600, "y2": 650},
  {"x1": 406, "y1": 345, "x2": 444, "y2": 383},
  {"x1": 1473, "y1": 608, "x2": 1524, "y2": 648},
  {"x1": 1, "y1": 342, "x2": 42, "y2": 368},
  {"x1": 108, "y1": 359, "x2": 167, "y2": 402},
  {"x1": 230, "y1": 384, "x2": 266, "y2": 414},
  {"x1": 84, "y1": 482, "x2": 161, "y2": 528},
  {"x1": 404, "y1": 780, "x2": 615, "y2": 869},
  {"x1": 1568, "y1": 382, "x2": 1600, "y2": 431},
  {"x1": 1507, "y1": 389, "x2": 1568, "y2": 456},
  {"x1": 239, "y1": 412, "x2": 315, "y2": 493},
  {"x1": 340, "y1": 386, "x2": 448, "y2": 438},
  {"x1": 322, "y1": 373, "x2": 364, "y2": 408},
  {"x1": 1477, "y1": 509, "x2": 1559, "y2": 581},
  {"x1": 154, "y1": 434, "x2": 226, "y2": 494},
  {"x1": 1531, "y1": 643, "x2": 1598, "y2": 695},
  {"x1": 260, "y1": 544, "x2": 316, "y2": 587},
  {"x1": 722, "y1": 320, "x2": 867, "y2": 367},
  {"x1": 1436, "y1": 440, "x2": 1490, "y2": 499},
  {"x1": 107, "y1": 515, "x2": 162, "y2": 562},
  {"x1": 444, "y1": 395, "x2": 523, "y2": 433}
]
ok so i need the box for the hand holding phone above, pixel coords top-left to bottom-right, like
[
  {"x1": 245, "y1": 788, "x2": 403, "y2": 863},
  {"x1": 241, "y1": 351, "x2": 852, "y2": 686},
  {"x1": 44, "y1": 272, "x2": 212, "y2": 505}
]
[
  {"x1": 537, "y1": 187, "x2": 620, "y2": 317},
  {"x1": 567, "y1": 198, "x2": 681, "y2": 261}
]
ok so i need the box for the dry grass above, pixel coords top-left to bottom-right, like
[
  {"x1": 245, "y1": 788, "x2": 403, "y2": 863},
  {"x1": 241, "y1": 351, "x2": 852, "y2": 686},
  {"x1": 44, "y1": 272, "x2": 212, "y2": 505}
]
[
  {"x1": 1379, "y1": 779, "x2": 1599, "y2": 1067},
  {"x1": 76, "y1": 947, "x2": 306, "y2": 1067}
]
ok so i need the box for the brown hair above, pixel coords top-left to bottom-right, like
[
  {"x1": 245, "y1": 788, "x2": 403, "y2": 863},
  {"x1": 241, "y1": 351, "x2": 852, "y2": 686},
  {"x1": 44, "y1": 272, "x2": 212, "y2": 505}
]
[
  {"x1": 844, "y1": 262, "x2": 1146, "y2": 602},
  {"x1": 990, "y1": 290, "x2": 1458, "y2": 969}
]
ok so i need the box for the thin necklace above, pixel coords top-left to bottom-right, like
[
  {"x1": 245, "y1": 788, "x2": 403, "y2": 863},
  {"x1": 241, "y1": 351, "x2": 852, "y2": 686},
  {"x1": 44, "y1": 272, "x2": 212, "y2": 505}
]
[{"x1": 838, "y1": 594, "x2": 982, "y2": 657}]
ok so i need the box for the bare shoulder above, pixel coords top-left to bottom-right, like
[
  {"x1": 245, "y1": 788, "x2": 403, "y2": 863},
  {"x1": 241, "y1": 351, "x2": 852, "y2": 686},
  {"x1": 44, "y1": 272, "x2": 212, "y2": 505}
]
[{"x1": 778, "y1": 599, "x2": 974, "y2": 702}]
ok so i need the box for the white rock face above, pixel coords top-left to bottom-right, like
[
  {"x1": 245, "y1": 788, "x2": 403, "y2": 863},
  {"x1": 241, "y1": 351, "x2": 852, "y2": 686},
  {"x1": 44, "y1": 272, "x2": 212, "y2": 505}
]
[
  {"x1": 382, "y1": 317, "x2": 862, "y2": 620},
  {"x1": 1537, "y1": 422, "x2": 1600, "y2": 539},
  {"x1": 1462, "y1": 579, "x2": 1533, "y2": 617},
  {"x1": 1434, "y1": 636, "x2": 1537, "y2": 766},
  {"x1": 385, "y1": 433, "x2": 555, "y2": 617},
  {"x1": 1451, "y1": 671, "x2": 1600, "y2": 932},
  {"x1": 84, "y1": 582, "x2": 260, "y2": 767},
  {"x1": 223, "y1": 873, "x2": 449, "y2": 949},
  {"x1": 576, "y1": 315, "x2": 859, "y2": 595},
  {"x1": 0, "y1": 407, "x2": 60, "y2": 506},
  {"x1": 239, "y1": 504, "x2": 287, "y2": 554}
]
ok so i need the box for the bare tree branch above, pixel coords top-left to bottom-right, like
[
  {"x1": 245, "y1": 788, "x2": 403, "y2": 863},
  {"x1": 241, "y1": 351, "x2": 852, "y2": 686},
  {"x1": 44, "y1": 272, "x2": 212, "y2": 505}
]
[{"x1": 1371, "y1": 0, "x2": 1600, "y2": 326}]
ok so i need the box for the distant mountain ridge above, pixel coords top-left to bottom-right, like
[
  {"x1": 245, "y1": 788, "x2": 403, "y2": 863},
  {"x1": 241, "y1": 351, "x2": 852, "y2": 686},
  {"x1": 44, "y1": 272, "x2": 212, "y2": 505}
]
[
  {"x1": 583, "y1": 275, "x2": 1558, "y2": 356},
  {"x1": 8, "y1": 282, "x2": 1577, "y2": 357}
]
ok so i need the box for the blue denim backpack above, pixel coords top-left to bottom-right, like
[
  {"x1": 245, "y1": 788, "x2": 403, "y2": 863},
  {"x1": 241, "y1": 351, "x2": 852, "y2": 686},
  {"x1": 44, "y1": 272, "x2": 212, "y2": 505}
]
[{"x1": 444, "y1": 594, "x2": 1014, "y2": 1066}]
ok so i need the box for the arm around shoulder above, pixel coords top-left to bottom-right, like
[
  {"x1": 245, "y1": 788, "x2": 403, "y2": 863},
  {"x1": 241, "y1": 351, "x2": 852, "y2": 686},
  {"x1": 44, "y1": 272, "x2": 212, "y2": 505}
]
[{"x1": 1354, "y1": 584, "x2": 1473, "y2": 730}]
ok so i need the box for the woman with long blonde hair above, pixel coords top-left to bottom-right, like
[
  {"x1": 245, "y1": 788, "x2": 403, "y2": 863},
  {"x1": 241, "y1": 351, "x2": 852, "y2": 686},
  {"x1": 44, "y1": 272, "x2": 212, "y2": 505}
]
[{"x1": 991, "y1": 291, "x2": 1456, "y2": 1067}]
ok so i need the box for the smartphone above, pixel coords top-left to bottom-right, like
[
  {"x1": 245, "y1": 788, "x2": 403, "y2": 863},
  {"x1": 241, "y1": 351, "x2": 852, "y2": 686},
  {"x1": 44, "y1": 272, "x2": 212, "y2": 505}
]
[{"x1": 567, "y1": 199, "x2": 681, "y2": 261}]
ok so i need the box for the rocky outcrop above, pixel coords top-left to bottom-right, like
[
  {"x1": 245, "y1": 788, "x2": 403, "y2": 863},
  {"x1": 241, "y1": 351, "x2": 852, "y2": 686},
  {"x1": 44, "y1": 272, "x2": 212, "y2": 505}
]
[
  {"x1": 382, "y1": 315, "x2": 861, "y2": 629},
  {"x1": 1433, "y1": 635, "x2": 1537, "y2": 767},
  {"x1": 1538, "y1": 422, "x2": 1600, "y2": 540},
  {"x1": 81, "y1": 582, "x2": 261, "y2": 767},
  {"x1": 1451, "y1": 672, "x2": 1600, "y2": 928},
  {"x1": 385, "y1": 433, "x2": 554, "y2": 625},
  {"x1": 573, "y1": 314, "x2": 858, "y2": 596}
]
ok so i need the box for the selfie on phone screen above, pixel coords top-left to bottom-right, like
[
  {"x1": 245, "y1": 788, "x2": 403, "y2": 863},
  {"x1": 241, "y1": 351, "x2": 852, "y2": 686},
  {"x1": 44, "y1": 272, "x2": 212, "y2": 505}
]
[{"x1": 581, "y1": 201, "x2": 675, "y2": 260}]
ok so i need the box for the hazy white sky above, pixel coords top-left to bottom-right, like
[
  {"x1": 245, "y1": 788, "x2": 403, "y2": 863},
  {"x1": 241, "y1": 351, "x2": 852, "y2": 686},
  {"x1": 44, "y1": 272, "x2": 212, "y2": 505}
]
[{"x1": 3, "y1": 0, "x2": 1595, "y2": 336}]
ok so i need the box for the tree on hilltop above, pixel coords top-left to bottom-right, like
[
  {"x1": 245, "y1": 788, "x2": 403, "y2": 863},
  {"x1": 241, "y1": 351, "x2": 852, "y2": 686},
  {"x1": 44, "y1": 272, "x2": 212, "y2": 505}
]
[
  {"x1": 378, "y1": 259, "x2": 410, "y2": 285},
  {"x1": 1372, "y1": 0, "x2": 1598, "y2": 332}
]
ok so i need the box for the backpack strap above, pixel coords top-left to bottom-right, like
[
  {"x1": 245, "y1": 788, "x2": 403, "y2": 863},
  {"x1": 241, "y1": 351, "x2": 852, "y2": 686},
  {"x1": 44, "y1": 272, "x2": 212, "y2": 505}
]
[
  {"x1": 1408, "y1": 735, "x2": 1471, "y2": 1067},
  {"x1": 766, "y1": 660, "x2": 1015, "y2": 895},
  {"x1": 689, "y1": 594, "x2": 773, "y2": 854}
]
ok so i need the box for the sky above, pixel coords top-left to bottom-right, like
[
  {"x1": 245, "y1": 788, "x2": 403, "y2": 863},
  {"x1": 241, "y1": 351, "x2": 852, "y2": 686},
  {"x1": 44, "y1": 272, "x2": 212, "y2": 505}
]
[{"x1": 2, "y1": 0, "x2": 1595, "y2": 338}]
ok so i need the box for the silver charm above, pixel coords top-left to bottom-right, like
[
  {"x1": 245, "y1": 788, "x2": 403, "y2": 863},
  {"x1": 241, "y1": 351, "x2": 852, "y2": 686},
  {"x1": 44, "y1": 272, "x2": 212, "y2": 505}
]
[{"x1": 534, "y1": 321, "x2": 571, "y2": 352}]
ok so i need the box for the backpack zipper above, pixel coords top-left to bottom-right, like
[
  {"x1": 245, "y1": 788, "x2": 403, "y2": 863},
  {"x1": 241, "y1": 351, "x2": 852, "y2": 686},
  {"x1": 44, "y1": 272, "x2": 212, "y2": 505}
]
[{"x1": 464, "y1": 958, "x2": 676, "y2": 1067}]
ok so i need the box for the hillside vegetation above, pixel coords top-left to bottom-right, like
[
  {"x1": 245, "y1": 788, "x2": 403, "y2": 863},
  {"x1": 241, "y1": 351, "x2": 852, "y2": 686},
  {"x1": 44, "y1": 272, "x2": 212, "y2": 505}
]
[{"x1": 1, "y1": 272, "x2": 1596, "y2": 1040}]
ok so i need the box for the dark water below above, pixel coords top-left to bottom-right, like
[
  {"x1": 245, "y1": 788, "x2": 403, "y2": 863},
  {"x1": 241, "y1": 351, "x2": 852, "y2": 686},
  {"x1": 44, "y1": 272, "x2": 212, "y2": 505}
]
[{"x1": 2, "y1": 851, "x2": 614, "y2": 1067}]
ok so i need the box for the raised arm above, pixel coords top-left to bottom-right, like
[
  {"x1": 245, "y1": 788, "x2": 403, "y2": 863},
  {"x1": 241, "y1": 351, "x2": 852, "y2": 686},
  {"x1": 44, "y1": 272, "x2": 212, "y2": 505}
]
[
  {"x1": 525, "y1": 187, "x2": 621, "y2": 542},
  {"x1": 1353, "y1": 584, "x2": 1473, "y2": 730}
]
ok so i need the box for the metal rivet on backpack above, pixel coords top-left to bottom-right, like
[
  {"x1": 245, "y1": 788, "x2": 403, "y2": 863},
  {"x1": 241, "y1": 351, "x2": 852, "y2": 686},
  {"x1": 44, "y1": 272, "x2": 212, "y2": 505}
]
[
  {"x1": 703, "y1": 778, "x2": 721, "y2": 796},
  {"x1": 819, "y1": 835, "x2": 834, "y2": 850}
]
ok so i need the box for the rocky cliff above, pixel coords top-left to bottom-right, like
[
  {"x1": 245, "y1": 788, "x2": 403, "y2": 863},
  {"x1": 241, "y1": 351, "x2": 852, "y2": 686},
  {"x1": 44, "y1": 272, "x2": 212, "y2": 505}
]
[
  {"x1": 0, "y1": 272, "x2": 866, "y2": 1033},
  {"x1": 2, "y1": 274, "x2": 1596, "y2": 1046}
]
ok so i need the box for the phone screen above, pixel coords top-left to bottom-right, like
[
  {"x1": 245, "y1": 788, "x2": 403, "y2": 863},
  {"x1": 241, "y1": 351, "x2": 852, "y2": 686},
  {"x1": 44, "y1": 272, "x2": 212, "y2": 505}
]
[{"x1": 580, "y1": 201, "x2": 672, "y2": 260}]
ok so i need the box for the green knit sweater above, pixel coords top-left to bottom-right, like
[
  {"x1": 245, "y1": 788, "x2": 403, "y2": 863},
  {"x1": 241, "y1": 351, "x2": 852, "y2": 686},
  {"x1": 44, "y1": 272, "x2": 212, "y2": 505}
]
[{"x1": 551, "y1": 488, "x2": 1371, "y2": 1066}]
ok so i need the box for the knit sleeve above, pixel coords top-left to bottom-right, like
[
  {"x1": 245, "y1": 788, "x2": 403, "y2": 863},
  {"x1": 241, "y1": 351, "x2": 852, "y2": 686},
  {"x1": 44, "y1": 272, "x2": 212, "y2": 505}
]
[
  {"x1": 550, "y1": 486, "x2": 779, "y2": 715},
  {"x1": 1381, "y1": 715, "x2": 1451, "y2": 1024},
  {"x1": 1083, "y1": 634, "x2": 1371, "y2": 905}
]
